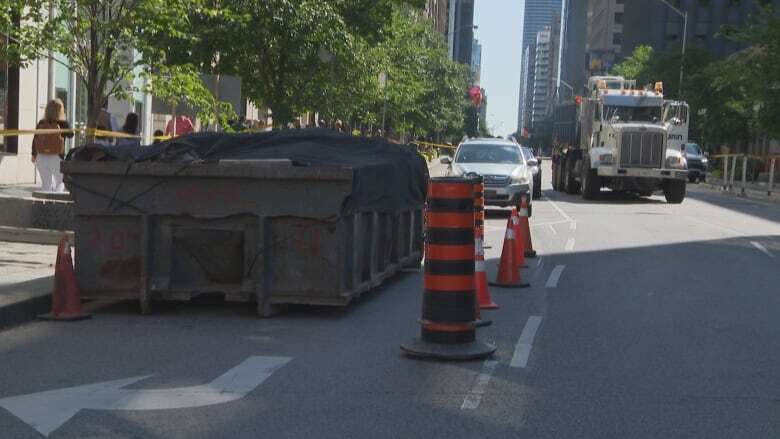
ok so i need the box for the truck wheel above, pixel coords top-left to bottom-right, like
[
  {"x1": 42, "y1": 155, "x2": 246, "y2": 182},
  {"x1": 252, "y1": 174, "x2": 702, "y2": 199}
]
[
  {"x1": 663, "y1": 180, "x2": 686, "y2": 204},
  {"x1": 564, "y1": 160, "x2": 581, "y2": 195},
  {"x1": 581, "y1": 165, "x2": 600, "y2": 200}
]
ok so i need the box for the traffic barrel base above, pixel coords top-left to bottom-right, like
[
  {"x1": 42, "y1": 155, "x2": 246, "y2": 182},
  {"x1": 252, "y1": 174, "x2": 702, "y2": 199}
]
[{"x1": 401, "y1": 338, "x2": 496, "y2": 360}]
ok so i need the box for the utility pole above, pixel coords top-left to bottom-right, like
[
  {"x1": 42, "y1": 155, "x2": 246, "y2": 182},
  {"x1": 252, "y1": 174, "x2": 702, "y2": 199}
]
[{"x1": 658, "y1": 0, "x2": 687, "y2": 97}]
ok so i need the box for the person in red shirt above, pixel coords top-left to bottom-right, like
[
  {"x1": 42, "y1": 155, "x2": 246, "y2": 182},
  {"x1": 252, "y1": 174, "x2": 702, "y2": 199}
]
[{"x1": 165, "y1": 115, "x2": 194, "y2": 137}]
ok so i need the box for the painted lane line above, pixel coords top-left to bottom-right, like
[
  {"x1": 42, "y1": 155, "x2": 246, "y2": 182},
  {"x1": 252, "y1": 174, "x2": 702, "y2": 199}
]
[
  {"x1": 547, "y1": 224, "x2": 557, "y2": 235},
  {"x1": 546, "y1": 198, "x2": 574, "y2": 223},
  {"x1": 570, "y1": 221, "x2": 577, "y2": 231},
  {"x1": 545, "y1": 265, "x2": 566, "y2": 288},
  {"x1": 565, "y1": 237, "x2": 576, "y2": 252},
  {"x1": 685, "y1": 216, "x2": 741, "y2": 236},
  {"x1": 510, "y1": 316, "x2": 543, "y2": 368},
  {"x1": 751, "y1": 241, "x2": 775, "y2": 258},
  {"x1": 530, "y1": 220, "x2": 571, "y2": 228},
  {"x1": 461, "y1": 360, "x2": 499, "y2": 410},
  {"x1": 537, "y1": 255, "x2": 544, "y2": 267}
]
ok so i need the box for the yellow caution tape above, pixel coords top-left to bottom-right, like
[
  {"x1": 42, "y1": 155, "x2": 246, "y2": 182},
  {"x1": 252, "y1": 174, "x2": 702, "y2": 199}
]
[{"x1": 412, "y1": 140, "x2": 456, "y2": 150}]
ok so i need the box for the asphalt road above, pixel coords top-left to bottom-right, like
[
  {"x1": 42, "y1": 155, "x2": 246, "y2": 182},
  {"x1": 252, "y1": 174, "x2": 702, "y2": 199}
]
[{"x1": 1, "y1": 161, "x2": 779, "y2": 438}]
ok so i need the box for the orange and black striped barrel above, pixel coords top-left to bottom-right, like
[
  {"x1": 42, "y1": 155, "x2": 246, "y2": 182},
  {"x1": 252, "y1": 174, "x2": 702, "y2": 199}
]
[{"x1": 422, "y1": 177, "x2": 476, "y2": 344}]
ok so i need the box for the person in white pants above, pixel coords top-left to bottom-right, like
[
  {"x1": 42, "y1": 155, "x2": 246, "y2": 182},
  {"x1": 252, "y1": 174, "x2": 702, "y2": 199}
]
[{"x1": 32, "y1": 99, "x2": 73, "y2": 192}]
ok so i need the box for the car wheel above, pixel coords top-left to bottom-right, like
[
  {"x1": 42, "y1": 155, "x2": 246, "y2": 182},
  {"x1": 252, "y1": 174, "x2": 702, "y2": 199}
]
[{"x1": 688, "y1": 175, "x2": 697, "y2": 183}]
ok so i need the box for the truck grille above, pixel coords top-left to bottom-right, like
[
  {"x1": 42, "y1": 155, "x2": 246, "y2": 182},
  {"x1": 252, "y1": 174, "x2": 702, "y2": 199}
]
[{"x1": 619, "y1": 132, "x2": 664, "y2": 168}]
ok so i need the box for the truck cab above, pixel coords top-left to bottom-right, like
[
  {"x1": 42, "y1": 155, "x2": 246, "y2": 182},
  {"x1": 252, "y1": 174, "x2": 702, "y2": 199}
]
[{"x1": 553, "y1": 76, "x2": 688, "y2": 203}]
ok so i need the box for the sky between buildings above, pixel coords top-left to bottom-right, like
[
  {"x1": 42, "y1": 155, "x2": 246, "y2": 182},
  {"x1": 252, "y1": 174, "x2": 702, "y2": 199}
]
[{"x1": 474, "y1": 0, "x2": 524, "y2": 138}]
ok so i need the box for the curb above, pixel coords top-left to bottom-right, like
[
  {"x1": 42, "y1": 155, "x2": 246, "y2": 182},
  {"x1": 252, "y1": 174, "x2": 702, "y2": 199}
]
[
  {"x1": 0, "y1": 226, "x2": 74, "y2": 245},
  {"x1": 696, "y1": 182, "x2": 780, "y2": 207},
  {"x1": 0, "y1": 276, "x2": 52, "y2": 330}
]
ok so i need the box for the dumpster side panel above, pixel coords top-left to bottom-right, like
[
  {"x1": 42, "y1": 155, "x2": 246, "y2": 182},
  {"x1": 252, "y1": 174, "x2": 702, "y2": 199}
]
[{"x1": 76, "y1": 216, "x2": 142, "y2": 297}]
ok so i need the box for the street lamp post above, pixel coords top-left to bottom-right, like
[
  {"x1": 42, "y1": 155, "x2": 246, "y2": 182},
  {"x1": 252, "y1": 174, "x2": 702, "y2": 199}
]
[{"x1": 658, "y1": 0, "x2": 688, "y2": 97}]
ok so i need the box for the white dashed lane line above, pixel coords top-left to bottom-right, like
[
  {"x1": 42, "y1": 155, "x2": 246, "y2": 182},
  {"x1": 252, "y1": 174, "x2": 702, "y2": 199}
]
[
  {"x1": 750, "y1": 241, "x2": 775, "y2": 258},
  {"x1": 545, "y1": 265, "x2": 566, "y2": 288},
  {"x1": 565, "y1": 237, "x2": 576, "y2": 252},
  {"x1": 461, "y1": 360, "x2": 499, "y2": 410},
  {"x1": 510, "y1": 316, "x2": 543, "y2": 368}
]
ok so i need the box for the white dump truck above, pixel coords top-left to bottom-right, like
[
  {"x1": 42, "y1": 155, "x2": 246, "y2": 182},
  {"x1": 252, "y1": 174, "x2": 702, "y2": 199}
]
[{"x1": 552, "y1": 76, "x2": 688, "y2": 203}]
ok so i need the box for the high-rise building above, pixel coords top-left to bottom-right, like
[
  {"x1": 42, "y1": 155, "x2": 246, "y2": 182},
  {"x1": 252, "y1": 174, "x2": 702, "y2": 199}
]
[
  {"x1": 448, "y1": 0, "x2": 476, "y2": 65},
  {"x1": 426, "y1": 0, "x2": 450, "y2": 38},
  {"x1": 471, "y1": 38, "x2": 482, "y2": 85},
  {"x1": 559, "y1": 0, "x2": 587, "y2": 99},
  {"x1": 518, "y1": 44, "x2": 536, "y2": 136},
  {"x1": 530, "y1": 22, "x2": 561, "y2": 128},
  {"x1": 517, "y1": 0, "x2": 563, "y2": 133}
]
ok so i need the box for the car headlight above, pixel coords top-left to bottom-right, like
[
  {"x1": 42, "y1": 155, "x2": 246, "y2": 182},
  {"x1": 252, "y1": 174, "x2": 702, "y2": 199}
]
[
  {"x1": 701, "y1": 158, "x2": 708, "y2": 164},
  {"x1": 666, "y1": 156, "x2": 687, "y2": 169},
  {"x1": 512, "y1": 175, "x2": 529, "y2": 184}
]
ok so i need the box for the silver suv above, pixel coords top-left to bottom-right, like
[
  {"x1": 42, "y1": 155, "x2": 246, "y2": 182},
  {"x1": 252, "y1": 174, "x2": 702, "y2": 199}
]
[{"x1": 441, "y1": 138, "x2": 534, "y2": 213}]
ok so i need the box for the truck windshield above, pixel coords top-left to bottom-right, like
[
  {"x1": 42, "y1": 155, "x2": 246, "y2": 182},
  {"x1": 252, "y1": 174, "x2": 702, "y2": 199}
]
[
  {"x1": 455, "y1": 144, "x2": 522, "y2": 164},
  {"x1": 604, "y1": 105, "x2": 661, "y2": 123}
]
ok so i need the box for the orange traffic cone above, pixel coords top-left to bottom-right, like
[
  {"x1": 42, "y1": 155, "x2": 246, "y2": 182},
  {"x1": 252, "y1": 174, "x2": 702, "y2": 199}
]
[
  {"x1": 475, "y1": 229, "x2": 499, "y2": 309},
  {"x1": 38, "y1": 236, "x2": 91, "y2": 321},
  {"x1": 489, "y1": 218, "x2": 530, "y2": 288},
  {"x1": 510, "y1": 208, "x2": 527, "y2": 269},
  {"x1": 518, "y1": 196, "x2": 537, "y2": 258}
]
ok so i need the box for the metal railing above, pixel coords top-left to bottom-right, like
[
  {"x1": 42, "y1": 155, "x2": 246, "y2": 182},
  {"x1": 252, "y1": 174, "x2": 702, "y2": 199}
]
[{"x1": 709, "y1": 154, "x2": 778, "y2": 197}]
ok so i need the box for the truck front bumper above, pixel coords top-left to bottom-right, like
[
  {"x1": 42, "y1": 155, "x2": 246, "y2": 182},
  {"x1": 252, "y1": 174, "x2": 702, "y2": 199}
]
[{"x1": 597, "y1": 167, "x2": 687, "y2": 180}]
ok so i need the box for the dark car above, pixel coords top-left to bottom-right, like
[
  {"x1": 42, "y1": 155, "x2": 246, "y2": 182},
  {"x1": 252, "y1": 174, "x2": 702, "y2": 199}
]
[
  {"x1": 684, "y1": 143, "x2": 708, "y2": 183},
  {"x1": 521, "y1": 146, "x2": 542, "y2": 199}
]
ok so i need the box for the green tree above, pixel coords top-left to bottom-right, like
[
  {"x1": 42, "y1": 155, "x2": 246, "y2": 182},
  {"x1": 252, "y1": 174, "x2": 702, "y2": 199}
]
[
  {"x1": 0, "y1": 0, "x2": 207, "y2": 135},
  {"x1": 719, "y1": 4, "x2": 780, "y2": 140}
]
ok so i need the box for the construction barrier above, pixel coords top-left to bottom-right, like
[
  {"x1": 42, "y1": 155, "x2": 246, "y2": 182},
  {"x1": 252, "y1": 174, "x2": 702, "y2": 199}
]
[{"x1": 401, "y1": 177, "x2": 495, "y2": 360}]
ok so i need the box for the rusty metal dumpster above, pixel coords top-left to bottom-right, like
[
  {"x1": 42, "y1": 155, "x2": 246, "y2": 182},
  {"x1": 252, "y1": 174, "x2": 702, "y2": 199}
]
[{"x1": 62, "y1": 131, "x2": 425, "y2": 316}]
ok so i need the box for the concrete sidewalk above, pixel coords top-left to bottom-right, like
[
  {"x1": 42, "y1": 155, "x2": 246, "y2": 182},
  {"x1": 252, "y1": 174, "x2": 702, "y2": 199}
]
[
  {"x1": 697, "y1": 177, "x2": 780, "y2": 206},
  {"x1": 0, "y1": 241, "x2": 57, "y2": 329}
]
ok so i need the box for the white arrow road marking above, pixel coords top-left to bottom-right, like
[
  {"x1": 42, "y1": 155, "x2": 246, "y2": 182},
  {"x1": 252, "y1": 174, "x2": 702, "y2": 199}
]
[
  {"x1": 510, "y1": 316, "x2": 543, "y2": 368},
  {"x1": 0, "y1": 356, "x2": 291, "y2": 437},
  {"x1": 750, "y1": 241, "x2": 775, "y2": 258}
]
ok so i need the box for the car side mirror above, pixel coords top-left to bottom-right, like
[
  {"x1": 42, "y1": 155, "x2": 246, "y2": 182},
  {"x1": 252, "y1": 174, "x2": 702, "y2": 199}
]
[
  {"x1": 439, "y1": 156, "x2": 452, "y2": 165},
  {"x1": 527, "y1": 158, "x2": 539, "y2": 167}
]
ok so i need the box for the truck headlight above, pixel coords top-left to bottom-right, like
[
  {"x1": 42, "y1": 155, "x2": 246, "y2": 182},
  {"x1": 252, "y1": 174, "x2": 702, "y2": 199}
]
[
  {"x1": 666, "y1": 156, "x2": 687, "y2": 169},
  {"x1": 598, "y1": 153, "x2": 615, "y2": 165}
]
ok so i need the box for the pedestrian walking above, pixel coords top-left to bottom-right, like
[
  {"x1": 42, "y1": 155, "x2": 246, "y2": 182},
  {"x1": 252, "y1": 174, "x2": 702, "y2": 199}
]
[
  {"x1": 32, "y1": 99, "x2": 73, "y2": 192},
  {"x1": 116, "y1": 112, "x2": 141, "y2": 147}
]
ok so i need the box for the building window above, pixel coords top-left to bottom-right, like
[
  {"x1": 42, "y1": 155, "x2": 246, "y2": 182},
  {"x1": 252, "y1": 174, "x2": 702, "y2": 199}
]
[
  {"x1": 613, "y1": 33, "x2": 623, "y2": 45},
  {"x1": 614, "y1": 12, "x2": 624, "y2": 24}
]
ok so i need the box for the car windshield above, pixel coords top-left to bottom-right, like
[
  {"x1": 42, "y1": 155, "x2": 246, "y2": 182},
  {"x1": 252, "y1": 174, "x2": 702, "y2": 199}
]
[
  {"x1": 604, "y1": 105, "x2": 662, "y2": 123},
  {"x1": 685, "y1": 144, "x2": 702, "y2": 155},
  {"x1": 455, "y1": 144, "x2": 522, "y2": 164}
]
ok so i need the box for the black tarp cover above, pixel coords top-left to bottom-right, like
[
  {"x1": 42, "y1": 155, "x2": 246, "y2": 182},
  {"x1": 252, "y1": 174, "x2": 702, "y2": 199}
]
[{"x1": 67, "y1": 129, "x2": 429, "y2": 212}]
